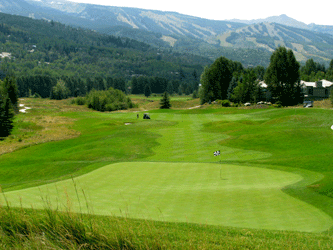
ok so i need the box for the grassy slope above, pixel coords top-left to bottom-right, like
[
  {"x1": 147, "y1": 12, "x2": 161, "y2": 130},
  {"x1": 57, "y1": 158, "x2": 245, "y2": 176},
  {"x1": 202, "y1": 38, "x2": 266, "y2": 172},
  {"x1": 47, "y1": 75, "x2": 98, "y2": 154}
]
[
  {"x1": 4, "y1": 162, "x2": 332, "y2": 232},
  {"x1": 1, "y1": 97, "x2": 333, "y2": 248}
]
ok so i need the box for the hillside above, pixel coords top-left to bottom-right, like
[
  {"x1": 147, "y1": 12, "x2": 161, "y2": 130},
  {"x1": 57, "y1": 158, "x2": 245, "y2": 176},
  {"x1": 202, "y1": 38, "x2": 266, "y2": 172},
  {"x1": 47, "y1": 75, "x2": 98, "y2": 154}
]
[
  {"x1": 227, "y1": 14, "x2": 333, "y2": 36},
  {"x1": 216, "y1": 22, "x2": 333, "y2": 64},
  {"x1": 0, "y1": 12, "x2": 211, "y2": 81},
  {"x1": 2, "y1": 1, "x2": 333, "y2": 67},
  {"x1": 2, "y1": 0, "x2": 246, "y2": 40},
  {"x1": 228, "y1": 14, "x2": 311, "y2": 30}
]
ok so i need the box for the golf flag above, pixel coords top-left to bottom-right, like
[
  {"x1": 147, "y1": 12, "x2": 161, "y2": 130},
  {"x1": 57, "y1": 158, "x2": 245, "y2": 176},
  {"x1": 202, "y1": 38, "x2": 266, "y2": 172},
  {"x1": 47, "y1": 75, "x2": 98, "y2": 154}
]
[{"x1": 214, "y1": 150, "x2": 220, "y2": 156}]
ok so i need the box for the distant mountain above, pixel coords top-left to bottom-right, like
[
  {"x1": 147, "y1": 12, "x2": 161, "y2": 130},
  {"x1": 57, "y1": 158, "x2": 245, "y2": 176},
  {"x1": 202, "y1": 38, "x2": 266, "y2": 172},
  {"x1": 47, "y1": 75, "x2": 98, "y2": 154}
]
[
  {"x1": 20, "y1": 0, "x2": 246, "y2": 40},
  {"x1": 215, "y1": 22, "x2": 333, "y2": 63},
  {"x1": 1, "y1": 0, "x2": 333, "y2": 66},
  {"x1": 227, "y1": 14, "x2": 333, "y2": 36},
  {"x1": 228, "y1": 15, "x2": 309, "y2": 30}
]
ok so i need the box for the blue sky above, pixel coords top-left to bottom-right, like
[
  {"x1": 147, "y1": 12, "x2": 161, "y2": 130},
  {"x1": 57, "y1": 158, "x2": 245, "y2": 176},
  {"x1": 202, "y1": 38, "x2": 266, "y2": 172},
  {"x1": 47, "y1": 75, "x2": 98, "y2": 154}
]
[{"x1": 69, "y1": 0, "x2": 333, "y2": 25}]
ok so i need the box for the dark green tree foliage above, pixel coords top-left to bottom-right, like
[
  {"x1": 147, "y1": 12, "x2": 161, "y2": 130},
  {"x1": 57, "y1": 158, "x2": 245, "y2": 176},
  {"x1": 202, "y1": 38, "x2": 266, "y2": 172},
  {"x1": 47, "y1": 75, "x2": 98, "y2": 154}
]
[
  {"x1": 166, "y1": 81, "x2": 174, "y2": 95},
  {"x1": 86, "y1": 88, "x2": 134, "y2": 112},
  {"x1": 16, "y1": 75, "x2": 57, "y2": 98},
  {"x1": 253, "y1": 65, "x2": 266, "y2": 81},
  {"x1": 160, "y1": 92, "x2": 171, "y2": 109},
  {"x1": 227, "y1": 77, "x2": 238, "y2": 101},
  {"x1": 0, "y1": 81, "x2": 15, "y2": 139},
  {"x1": 301, "y1": 59, "x2": 326, "y2": 81},
  {"x1": 2, "y1": 76, "x2": 18, "y2": 112},
  {"x1": 50, "y1": 80, "x2": 70, "y2": 100},
  {"x1": 131, "y1": 77, "x2": 140, "y2": 94},
  {"x1": 149, "y1": 77, "x2": 168, "y2": 93},
  {"x1": 232, "y1": 69, "x2": 259, "y2": 103},
  {"x1": 200, "y1": 56, "x2": 233, "y2": 104},
  {"x1": 144, "y1": 84, "x2": 151, "y2": 97},
  {"x1": 264, "y1": 47, "x2": 302, "y2": 106},
  {"x1": 325, "y1": 59, "x2": 333, "y2": 81},
  {"x1": 113, "y1": 78, "x2": 126, "y2": 92}
]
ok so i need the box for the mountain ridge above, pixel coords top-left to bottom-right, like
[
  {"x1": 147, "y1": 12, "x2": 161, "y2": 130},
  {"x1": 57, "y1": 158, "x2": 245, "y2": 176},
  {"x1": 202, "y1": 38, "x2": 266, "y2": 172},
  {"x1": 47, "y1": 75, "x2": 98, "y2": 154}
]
[{"x1": 1, "y1": 0, "x2": 333, "y2": 66}]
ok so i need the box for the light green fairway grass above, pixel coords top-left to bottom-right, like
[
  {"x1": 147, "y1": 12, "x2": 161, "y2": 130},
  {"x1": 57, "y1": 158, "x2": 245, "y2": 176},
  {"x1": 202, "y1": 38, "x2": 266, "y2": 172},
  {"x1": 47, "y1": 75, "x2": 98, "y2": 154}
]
[
  {"x1": 3, "y1": 162, "x2": 332, "y2": 232},
  {"x1": 109, "y1": 112, "x2": 272, "y2": 162},
  {"x1": 2, "y1": 105, "x2": 333, "y2": 234},
  {"x1": 145, "y1": 113, "x2": 271, "y2": 162}
]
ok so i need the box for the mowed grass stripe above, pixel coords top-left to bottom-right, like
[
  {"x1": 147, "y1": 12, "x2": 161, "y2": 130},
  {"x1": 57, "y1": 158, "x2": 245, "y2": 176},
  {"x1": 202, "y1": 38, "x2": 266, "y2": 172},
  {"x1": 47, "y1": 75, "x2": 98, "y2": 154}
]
[
  {"x1": 3, "y1": 162, "x2": 332, "y2": 232},
  {"x1": 145, "y1": 113, "x2": 270, "y2": 162}
]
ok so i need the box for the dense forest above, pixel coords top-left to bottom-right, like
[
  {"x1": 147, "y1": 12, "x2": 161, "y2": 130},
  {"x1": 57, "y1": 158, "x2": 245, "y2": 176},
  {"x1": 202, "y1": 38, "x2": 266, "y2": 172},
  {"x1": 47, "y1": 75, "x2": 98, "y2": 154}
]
[{"x1": 0, "y1": 12, "x2": 210, "y2": 97}]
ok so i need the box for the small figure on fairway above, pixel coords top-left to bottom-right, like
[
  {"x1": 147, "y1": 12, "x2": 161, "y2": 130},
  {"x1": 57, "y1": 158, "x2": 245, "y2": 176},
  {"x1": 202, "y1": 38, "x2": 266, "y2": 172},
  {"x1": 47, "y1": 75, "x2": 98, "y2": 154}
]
[{"x1": 137, "y1": 114, "x2": 139, "y2": 119}]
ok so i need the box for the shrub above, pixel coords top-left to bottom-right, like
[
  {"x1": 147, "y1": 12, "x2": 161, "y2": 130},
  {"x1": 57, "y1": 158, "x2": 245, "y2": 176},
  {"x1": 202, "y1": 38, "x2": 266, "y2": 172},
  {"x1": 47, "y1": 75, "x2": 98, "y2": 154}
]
[
  {"x1": 273, "y1": 101, "x2": 283, "y2": 108},
  {"x1": 86, "y1": 88, "x2": 135, "y2": 112},
  {"x1": 192, "y1": 90, "x2": 198, "y2": 99},
  {"x1": 221, "y1": 100, "x2": 231, "y2": 107},
  {"x1": 75, "y1": 96, "x2": 86, "y2": 105}
]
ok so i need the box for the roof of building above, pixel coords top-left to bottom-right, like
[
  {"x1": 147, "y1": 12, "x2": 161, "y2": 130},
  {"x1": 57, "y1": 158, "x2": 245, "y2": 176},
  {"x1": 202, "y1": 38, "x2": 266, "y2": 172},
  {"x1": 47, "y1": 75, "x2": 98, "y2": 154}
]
[
  {"x1": 301, "y1": 80, "x2": 316, "y2": 87},
  {"x1": 320, "y1": 79, "x2": 333, "y2": 88},
  {"x1": 259, "y1": 80, "x2": 333, "y2": 88},
  {"x1": 301, "y1": 79, "x2": 333, "y2": 88}
]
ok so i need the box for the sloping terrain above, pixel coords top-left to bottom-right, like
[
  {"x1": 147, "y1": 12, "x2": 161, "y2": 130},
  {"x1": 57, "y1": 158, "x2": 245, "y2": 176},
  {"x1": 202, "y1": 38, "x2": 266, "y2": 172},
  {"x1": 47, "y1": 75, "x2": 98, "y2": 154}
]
[
  {"x1": 216, "y1": 22, "x2": 333, "y2": 63},
  {"x1": 4, "y1": 0, "x2": 245, "y2": 40},
  {"x1": 228, "y1": 14, "x2": 333, "y2": 36},
  {"x1": 1, "y1": 0, "x2": 333, "y2": 66}
]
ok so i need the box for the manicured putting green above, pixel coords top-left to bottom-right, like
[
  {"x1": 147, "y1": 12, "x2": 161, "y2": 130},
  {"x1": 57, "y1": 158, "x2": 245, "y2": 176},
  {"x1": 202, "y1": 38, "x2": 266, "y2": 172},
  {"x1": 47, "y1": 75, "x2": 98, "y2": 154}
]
[{"x1": 3, "y1": 162, "x2": 332, "y2": 232}]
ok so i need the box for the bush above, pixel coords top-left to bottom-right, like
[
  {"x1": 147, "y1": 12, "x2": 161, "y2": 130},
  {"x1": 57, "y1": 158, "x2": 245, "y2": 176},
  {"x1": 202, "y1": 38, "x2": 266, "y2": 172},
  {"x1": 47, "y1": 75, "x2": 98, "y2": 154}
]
[
  {"x1": 86, "y1": 88, "x2": 135, "y2": 112},
  {"x1": 74, "y1": 96, "x2": 86, "y2": 105},
  {"x1": 273, "y1": 101, "x2": 283, "y2": 108},
  {"x1": 221, "y1": 100, "x2": 231, "y2": 107},
  {"x1": 192, "y1": 90, "x2": 198, "y2": 99}
]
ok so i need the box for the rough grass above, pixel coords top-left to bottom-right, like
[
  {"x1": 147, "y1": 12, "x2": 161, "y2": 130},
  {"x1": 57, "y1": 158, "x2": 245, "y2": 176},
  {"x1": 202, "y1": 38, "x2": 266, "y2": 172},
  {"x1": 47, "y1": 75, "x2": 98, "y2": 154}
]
[
  {"x1": 1, "y1": 205, "x2": 333, "y2": 249},
  {"x1": 0, "y1": 98, "x2": 82, "y2": 155}
]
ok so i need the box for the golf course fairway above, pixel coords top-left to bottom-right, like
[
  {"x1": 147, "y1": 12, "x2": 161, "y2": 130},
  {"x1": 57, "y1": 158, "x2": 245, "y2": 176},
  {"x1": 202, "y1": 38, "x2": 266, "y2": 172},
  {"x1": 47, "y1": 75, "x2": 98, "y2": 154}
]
[{"x1": 3, "y1": 162, "x2": 332, "y2": 232}]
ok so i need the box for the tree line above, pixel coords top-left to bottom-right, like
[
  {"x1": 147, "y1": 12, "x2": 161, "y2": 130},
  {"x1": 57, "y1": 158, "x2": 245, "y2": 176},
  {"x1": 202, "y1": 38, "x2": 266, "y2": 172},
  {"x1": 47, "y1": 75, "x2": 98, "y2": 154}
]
[
  {"x1": 14, "y1": 73, "x2": 200, "y2": 100},
  {"x1": 200, "y1": 47, "x2": 333, "y2": 106}
]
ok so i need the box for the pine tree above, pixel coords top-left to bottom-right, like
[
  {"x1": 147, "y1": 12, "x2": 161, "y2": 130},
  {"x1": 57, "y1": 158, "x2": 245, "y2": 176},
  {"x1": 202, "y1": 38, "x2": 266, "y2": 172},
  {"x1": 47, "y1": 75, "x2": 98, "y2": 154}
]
[
  {"x1": 160, "y1": 92, "x2": 171, "y2": 109},
  {"x1": 0, "y1": 94, "x2": 14, "y2": 139},
  {"x1": 2, "y1": 76, "x2": 18, "y2": 112},
  {"x1": 144, "y1": 84, "x2": 151, "y2": 97}
]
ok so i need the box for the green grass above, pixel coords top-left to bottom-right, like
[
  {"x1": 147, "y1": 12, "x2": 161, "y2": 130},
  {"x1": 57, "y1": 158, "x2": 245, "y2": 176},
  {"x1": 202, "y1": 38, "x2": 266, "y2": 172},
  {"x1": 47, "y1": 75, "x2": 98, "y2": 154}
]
[
  {"x1": 2, "y1": 99, "x2": 333, "y2": 247},
  {"x1": 3, "y1": 162, "x2": 332, "y2": 232},
  {"x1": 1, "y1": 205, "x2": 333, "y2": 249}
]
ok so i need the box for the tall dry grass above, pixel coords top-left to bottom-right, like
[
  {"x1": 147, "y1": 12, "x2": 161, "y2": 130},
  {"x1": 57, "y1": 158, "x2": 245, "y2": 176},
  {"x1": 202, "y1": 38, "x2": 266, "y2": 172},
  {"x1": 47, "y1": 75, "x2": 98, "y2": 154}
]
[{"x1": 0, "y1": 98, "x2": 83, "y2": 155}]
